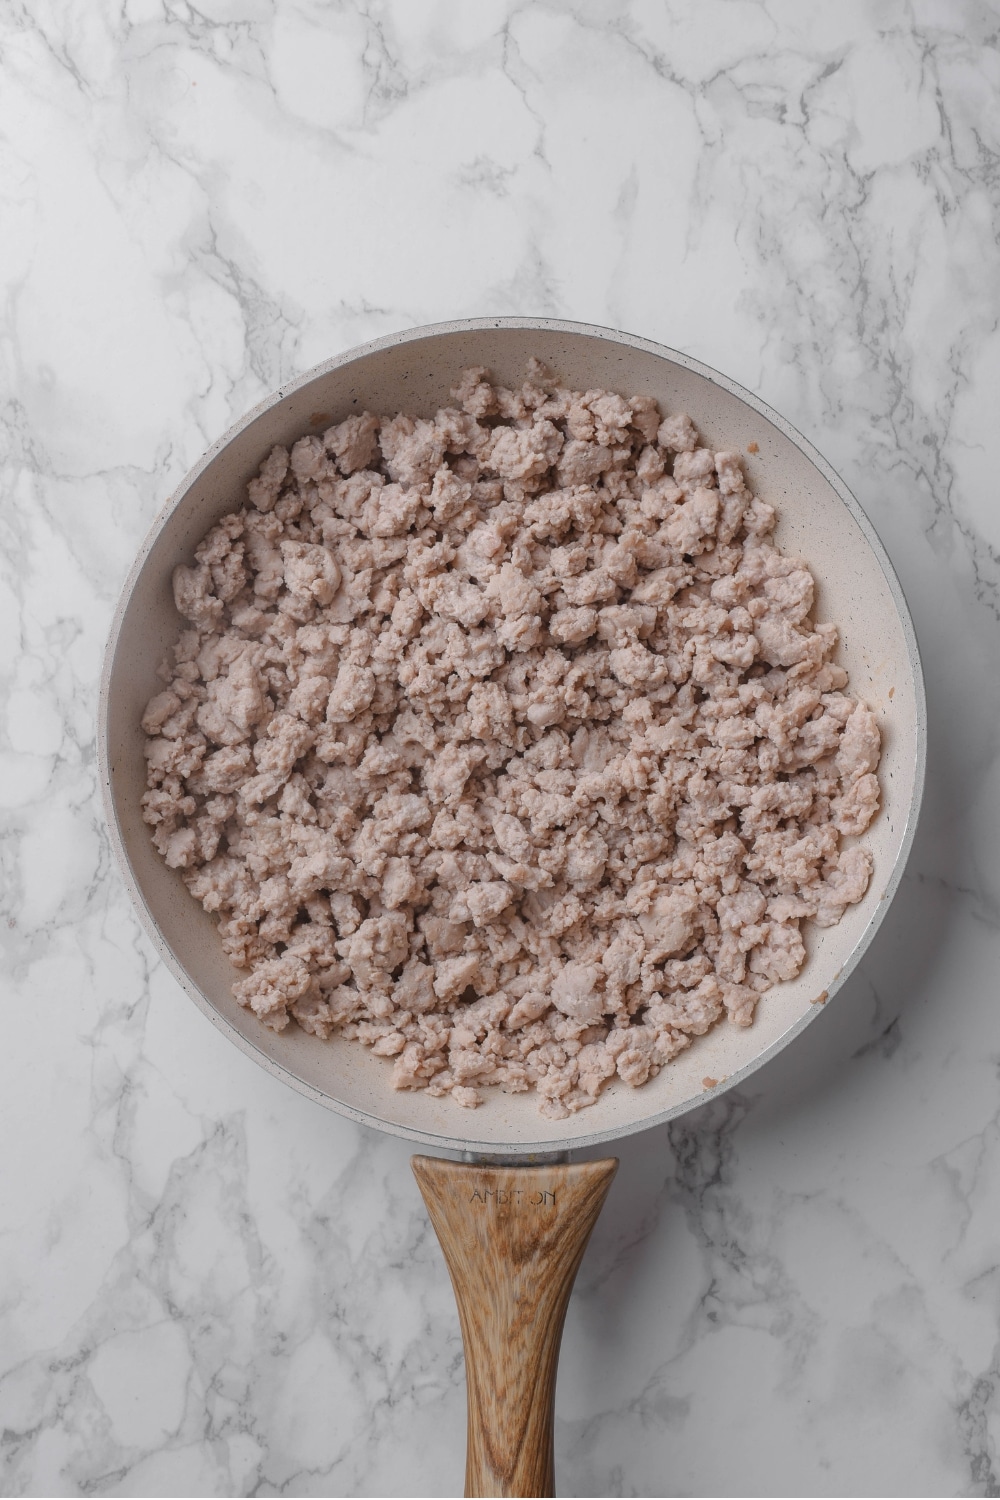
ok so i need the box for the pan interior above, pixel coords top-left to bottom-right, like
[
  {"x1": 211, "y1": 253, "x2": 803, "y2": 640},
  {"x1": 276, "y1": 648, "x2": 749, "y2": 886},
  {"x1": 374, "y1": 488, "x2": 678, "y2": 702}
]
[{"x1": 101, "y1": 321, "x2": 923, "y2": 1154}]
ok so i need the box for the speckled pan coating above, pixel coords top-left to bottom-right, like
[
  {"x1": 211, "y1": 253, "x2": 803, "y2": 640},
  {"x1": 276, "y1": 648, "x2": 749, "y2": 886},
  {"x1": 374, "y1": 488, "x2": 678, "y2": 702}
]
[{"x1": 99, "y1": 318, "x2": 926, "y2": 1156}]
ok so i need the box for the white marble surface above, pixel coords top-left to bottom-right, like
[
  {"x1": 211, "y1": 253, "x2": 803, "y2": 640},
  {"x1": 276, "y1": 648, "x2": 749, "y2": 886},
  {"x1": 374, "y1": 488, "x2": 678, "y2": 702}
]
[{"x1": 1, "y1": 1, "x2": 998, "y2": 1495}]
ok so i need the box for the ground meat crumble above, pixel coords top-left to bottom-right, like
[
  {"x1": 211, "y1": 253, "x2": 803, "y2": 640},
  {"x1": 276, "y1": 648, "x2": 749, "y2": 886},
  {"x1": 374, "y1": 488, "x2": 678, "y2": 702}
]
[{"x1": 142, "y1": 360, "x2": 881, "y2": 1120}]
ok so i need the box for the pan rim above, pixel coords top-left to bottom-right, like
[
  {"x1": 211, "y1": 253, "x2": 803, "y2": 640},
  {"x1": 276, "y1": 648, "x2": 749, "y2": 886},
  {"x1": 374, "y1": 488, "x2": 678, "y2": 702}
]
[{"x1": 99, "y1": 316, "x2": 927, "y2": 1155}]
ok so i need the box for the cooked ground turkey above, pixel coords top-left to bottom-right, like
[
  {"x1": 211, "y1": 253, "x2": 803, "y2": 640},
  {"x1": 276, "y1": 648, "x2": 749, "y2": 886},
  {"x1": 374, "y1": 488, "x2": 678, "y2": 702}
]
[{"x1": 141, "y1": 360, "x2": 880, "y2": 1119}]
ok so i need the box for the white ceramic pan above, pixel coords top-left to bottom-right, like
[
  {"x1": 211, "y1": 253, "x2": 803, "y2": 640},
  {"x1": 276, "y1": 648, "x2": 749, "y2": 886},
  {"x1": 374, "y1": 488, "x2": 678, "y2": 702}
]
[{"x1": 99, "y1": 319, "x2": 926, "y2": 1496}]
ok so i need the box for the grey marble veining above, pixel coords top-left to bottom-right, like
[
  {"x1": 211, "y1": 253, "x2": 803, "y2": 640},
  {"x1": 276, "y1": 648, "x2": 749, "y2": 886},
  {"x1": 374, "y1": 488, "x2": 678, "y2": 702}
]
[{"x1": 2, "y1": 1, "x2": 999, "y2": 1494}]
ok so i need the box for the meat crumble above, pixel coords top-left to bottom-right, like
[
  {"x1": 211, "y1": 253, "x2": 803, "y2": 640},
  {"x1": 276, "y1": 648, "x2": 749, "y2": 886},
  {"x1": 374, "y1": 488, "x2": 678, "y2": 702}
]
[{"x1": 141, "y1": 360, "x2": 881, "y2": 1120}]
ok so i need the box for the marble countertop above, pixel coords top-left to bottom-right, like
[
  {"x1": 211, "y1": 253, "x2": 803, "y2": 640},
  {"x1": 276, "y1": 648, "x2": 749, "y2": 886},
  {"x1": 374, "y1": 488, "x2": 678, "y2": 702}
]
[{"x1": 2, "y1": 2, "x2": 998, "y2": 1495}]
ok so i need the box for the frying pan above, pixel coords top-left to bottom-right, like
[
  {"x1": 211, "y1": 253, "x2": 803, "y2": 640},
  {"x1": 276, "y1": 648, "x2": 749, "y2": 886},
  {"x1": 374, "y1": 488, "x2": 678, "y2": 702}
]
[{"x1": 99, "y1": 318, "x2": 926, "y2": 1496}]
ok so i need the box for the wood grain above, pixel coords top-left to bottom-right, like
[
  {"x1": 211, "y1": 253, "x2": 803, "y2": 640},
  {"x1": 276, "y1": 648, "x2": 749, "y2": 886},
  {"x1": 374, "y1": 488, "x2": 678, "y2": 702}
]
[{"x1": 412, "y1": 1156, "x2": 618, "y2": 1498}]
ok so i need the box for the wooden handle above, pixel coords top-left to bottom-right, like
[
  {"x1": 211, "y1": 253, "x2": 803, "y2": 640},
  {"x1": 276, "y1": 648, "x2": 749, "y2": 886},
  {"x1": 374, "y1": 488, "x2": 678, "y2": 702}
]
[{"x1": 412, "y1": 1155, "x2": 618, "y2": 1498}]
